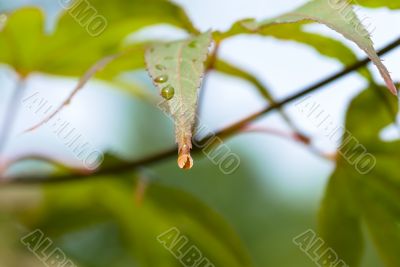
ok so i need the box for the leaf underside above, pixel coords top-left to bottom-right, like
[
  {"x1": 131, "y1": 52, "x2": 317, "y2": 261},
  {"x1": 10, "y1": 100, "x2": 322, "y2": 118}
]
[
  {"x1": 145, "y1": 32, "x2": 212, "y2": 169},
  {"x1": 228, "y1": 0, "x2": 397, "y2": 95}
]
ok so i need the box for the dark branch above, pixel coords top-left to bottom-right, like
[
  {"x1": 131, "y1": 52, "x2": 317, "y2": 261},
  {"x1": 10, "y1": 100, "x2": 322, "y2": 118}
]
[{"x1": 3, "y1": 36, "x2": 400, "y2": 185}]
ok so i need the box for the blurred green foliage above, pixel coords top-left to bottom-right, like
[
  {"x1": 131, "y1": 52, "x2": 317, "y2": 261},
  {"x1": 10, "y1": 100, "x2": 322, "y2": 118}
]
[
  {"x1": 0, "y1": 0, "x2": 399, "y2": 267},
  {"x1": 320, "y1": 86, "x2": 400, "y2": 267}
]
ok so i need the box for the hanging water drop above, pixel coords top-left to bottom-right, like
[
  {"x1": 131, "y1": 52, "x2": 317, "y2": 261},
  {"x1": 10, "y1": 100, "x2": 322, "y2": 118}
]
[
  {"x1": 161, "y1": 85, "x2": 175, "y2": 100},
  {"x1": 154, "y1": 75, "x2": 168, "y2": 83}
]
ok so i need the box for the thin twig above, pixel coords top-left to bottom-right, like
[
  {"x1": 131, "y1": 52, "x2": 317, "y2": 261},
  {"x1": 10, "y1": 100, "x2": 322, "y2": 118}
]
[
  {"x1": 239, "y1": 125, "x2": 333, "y2": 161},
  {"x1": 214, "y1": 59, "x2": 309, "y2": 142},
  {"x1": 23, "y1": 53, "x2": 123, "y2": 133},
  {"x1": 2, "y1": 36, "x2": 400, "y2": 185},
  {"x1": 0, "y1": 153, "x2": 91, "y2": 176}
]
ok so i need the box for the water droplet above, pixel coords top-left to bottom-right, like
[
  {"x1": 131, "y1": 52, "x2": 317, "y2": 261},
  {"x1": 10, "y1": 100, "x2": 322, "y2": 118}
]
[
  {"x1": 161, "y1": 85, "x2": 175, "y2": 100},
  {"x1": 154, "y1": 75, "x2": 168, "y2": 83},
  {"x1": 156, "y1": 64, "x2": 166, "y2": 71},
  {"x1": 188, "y1": 41, "x2": 197, "y2": 48}
]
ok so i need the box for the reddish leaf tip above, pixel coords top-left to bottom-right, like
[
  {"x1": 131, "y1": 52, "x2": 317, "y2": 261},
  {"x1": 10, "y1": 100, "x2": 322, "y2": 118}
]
[
  {"x1": 385, "y1": 79, "x2": 398, "y2": 96},
  {"x1": 177, "y1": 143, "x2": 193, "y2": 169},
  {"x1": 177, "y1": 153, "x2": 193, "y2": 170}
]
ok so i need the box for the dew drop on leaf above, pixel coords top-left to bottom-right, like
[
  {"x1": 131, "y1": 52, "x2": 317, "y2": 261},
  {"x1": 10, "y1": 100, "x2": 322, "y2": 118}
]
[
  {"x1": 161, "y1": 85, "x2": 175, "y2": 100},
  {"x1": 155, "y1": 64, "x2": 166, "y2": 71},
  {"x1": 154, "y1": 75, "x2": 168, "y2": 83}
]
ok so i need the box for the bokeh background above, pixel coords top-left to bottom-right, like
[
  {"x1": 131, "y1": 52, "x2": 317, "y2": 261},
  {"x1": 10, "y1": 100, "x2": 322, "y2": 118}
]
[{"x1": 0, "y1": 0, "x2": 399, "y2": 266}]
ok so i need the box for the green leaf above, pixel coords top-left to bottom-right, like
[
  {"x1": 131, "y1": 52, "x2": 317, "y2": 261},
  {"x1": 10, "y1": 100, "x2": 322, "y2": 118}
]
[
  {"x1": 220, "y1": 0, "x2": 396, "y2": 94},
  {"x1": 0, "y1": 8, "x2": 45, "y2": 76},
  {"x1": 219, "y1": 23, "x2": 363, "y2": 73},
  {"x1": 17, "y1": 177, "x2": 253, "y2": 267},
  {"x1": 353, "y1": 0, "x2": 400, "y2": 9},
  {"x1": 320, "y1": 85, "x2": 400, "y2": 267},
  {"x1": 319, "y1": 167, "x2": 364, "y2": 266},
  {"x1": 145, "y1": 31, "x2": 212, "y2": 169},
  {"x1": 0, "y1": 0, "x2": 197, "y2": 76},
  {"x1": 148, "y1": 184, "x2": 253, "y2": 267},
  {"x1": 214, "y1": 59, "x2": 276, "y2": 100}
]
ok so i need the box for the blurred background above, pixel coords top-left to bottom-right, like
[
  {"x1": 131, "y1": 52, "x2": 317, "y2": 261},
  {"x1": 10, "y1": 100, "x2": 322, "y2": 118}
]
[{"x1": 0, "y1": 0, "x2": 399, "y2": 266}]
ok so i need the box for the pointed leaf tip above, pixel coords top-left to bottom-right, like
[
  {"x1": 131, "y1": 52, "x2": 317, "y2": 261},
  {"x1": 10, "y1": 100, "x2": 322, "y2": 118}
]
[
  {"x1": 145, "y1": 31, "x2": 212, "y2": 170},
  {"x1": 178, "y1": 154, "x2": 193, "y2": 169},
  {"x1": 385, "y1": 77, "x2": 398, "y2": 96},
  {"x1": 236, "y1": 0, "x2": 396, "y2": 95},
  {"x1": 177, "y1": 143, "x2": 193, "y2": 169}
]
